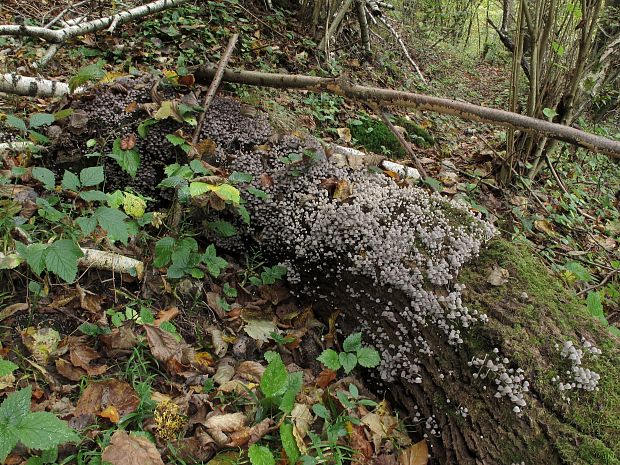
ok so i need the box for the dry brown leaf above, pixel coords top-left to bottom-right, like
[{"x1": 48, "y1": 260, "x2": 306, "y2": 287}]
[
  {"x1": 120, "y1": 133, "x2": 137, "y2": 150},
  {"x1": 154, "y1": 306, "x2": 180, "y2": 325},
  {"x1": 144, "y1": 324, "x2": 195, "y2": 374},
  {"x1": 208, "y1": 326, "x2": 228, "y2": 358},
  {"x1": 193, "y1": 352, "x2": 215, "y2": 372},
  {"x1": 291, "y1": 403, "x2": 312, "y2": 452},
  {"x1": 0, "y1": 302, "x2": 28, "y2": 323},
  {"x1": 348, "y1": 423, "x2": 373, "y2": 462},
  {"x1": 248, "y1": 417, "x2": 273, "y2": 445},
  {"x1": 204, "y1": 412, "x2": 247, "y2": 432},
  {"x1": 74, "y1": 380, "x2": 139, "y2": 427},
  {"x1": 55, "y1": 358, "x2": 86, "y2": 381},
  {"x1": 76, "y1": 284, "x2": 103, "y2": 314},
  {"x1": 101, "y1": 430, "x2": 165, "y2": 465},
  {"x1": 68, "y1": 336, "x2": 108, "y2": 376},
  {"x1": 259, "y1": 283, "x2": 290, "y2": 305},
  {"x1": 398, "y1": 440, "x2": 429, "y2": 465},
  {"x1": 337, "y1": 127, "x2": 352, "y2": 143},
  {"x1": 486, "y1": 265, "x2": 509, "y2": 286},
  {"x1": 100, "y1": 327, "x2": 138, "y2": 355},
  {"x1": 213, "y1": 358, "x2": 236, "y2": 385},
  {"x1": 236, "y1": 361, "x2": 265, "y2": 383},
  {"x1": 316, "y1": 369, "x2": 337, "y2": 389},
  {"x1": 228, "y1": 427, "x2": 251, "y2": 447}
]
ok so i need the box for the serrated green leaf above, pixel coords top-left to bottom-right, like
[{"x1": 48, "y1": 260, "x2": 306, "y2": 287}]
[
  {"x1": 228, "y1": 171, "x2": 253, "y2": 184},
  {"x1": 53, "y1": 108, "x2": 73, "y2": 121},
  {"x1": 280, "y1": 371, "x2": 303, "y2": 414},
  {"x1": 137, "y1": 118, "x2": 157, "y2": 138},
  {"x1": 154, "y1": 236, "x2": 176, "y2": 267},
  {"x1": 565, "y1": 262, "x2": 592, "y2": 283},
  {"x1": 79, "y1": 190, "x2": 109, "y2": 202},
  {"x1": 5, "y1": 114, "x2": 27, "y2": 133},
  {"x1": 0, "y1": 359, "x2": 18, "y2": 377},
  {"x1": 44, "y1": 240, "x2": 83, "y2": 283},
  {"x1": 28, "y1": 130, "x2": 49, "y2": 145},
  {"x1": 0, "y1": 386, "x2": 32, "y2": 426},
  {"x1": 208, "y1": 220, "x2": 237, "y2": 238},
  {"x1": 248, "y1": 444, "x2": 275, "y2": 465},
  {"x1": 356, "y1": 347, "x2": 381, "y2": 368},
  {"x1": 78, "y1": 322, "x2": 109, "y2": 336},
  {"x1": 211, "y1": 184, "x2": 240, "y2": 204},
  {"x1": 32, "y1": 167, "x2": 56, "y2": 190},
  {"x1": 260, "y1": 352, "x2": 288, "y2": 397},
  {"x1": 15, "y1": 412, "x2": 79, "y2": 450},
  {"x1": 140, "y1": 307, "x2": 155, "y2": 324},
  {"x1": 108, "y1": 139, "x2": 140, "y2": 178},
  {"x1": 247, "y1": 186, "x2": 269, "y2": 200},
  {"x1": 76, "y1": 215, "x2": 98, "y2": 236},
  {"x1": 79, "y1": 166, "x2": 104, "y2": 187},
  {"x1": 317, "y1": 349, "x2": 340, "y2": 371},
  {"x1": 69, "y1": 63, "x2": 105, "y2": 92},
  {"x1": 95, "y1": 207, "x2": 129, "y2": 244},
  {"x1": 166, "y1": 134, "x2": 186, "y2": 146},
  {"x1": 342, "y1": 332, "x2": 362, "y2": 352},
  {"x1": 280, "y1": 423, "x2": 300, "y2": 465},
  {"x1": 16, "y1": 242, "x2": 47, "y2": 276},
  {"x1": 28, "y1": 113, "x2": 55, "y2": 129},
  {"x1": 202, "y1": 244, "x2": 227, "y2": 278},
  {"x1": 61, "y1": 170, "x2": 80, "y2": 191},
  {"x1": 339, "y1": 352, "x2": 357, "y2": 374}
]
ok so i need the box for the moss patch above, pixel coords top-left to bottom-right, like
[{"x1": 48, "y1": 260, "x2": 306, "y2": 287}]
[
  {"x1": 348, "y1": 113, "x2": 434, "y2": 158},
  {"x1": 461, "y1": 239, "x2": 620, "y2": 464}
]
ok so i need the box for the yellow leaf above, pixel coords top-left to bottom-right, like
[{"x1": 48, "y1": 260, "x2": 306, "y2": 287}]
[
  {"x1": 534, "y1": 219, "x2": 555, "y2": 236},
  {"x1": 123, "y1": 192, "x2": 146, "y2": 219},
  {"x1": 99, "y1": 405, "x2": 121, "y2": 423},
  {"x1": 337, "y1": 127, "x2": 352, "y2": 143}
]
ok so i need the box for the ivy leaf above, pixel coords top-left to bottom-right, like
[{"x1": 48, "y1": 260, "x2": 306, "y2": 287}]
[
  {"x1": 79, "y1": 166, "x2": 104, "y2": 187},
  {"x1": 317, "y1": 349, "x2": 341, "y2": 371},
  {"x1": 280, "y1": 422, "x2": 300, "y2": 465},
  {"x1": 95, "y1": 207, "x2": 129, "y2": 244},
  {"x1": 44, "y1": 240, "x2": 83, "y2": 283},
  {"x1": 342, "y1": 332, "x2": 362, "y2": 352},
  {"x1": 154, "y1": 237, "x2": 176, "y2": 268},
  {"x1": 339, "y1": 352, "x2": 357, "y2": 374},
  {"x1": 16, "y1": 242, "x2": 48, "y2": 276},
  {"x1": 32, "y1": 167, "x2": 56, "y2": 190},
  {"x1": 356, "y1": 347, "x2": 381, "y2": 368},
  {"x1": 202, "y1": 244, "x2": 227, "y2": 278},
  {"x1": 14, "y1": 412, "x2": 79, "y2": 450},
  {"x1": 248, "y1": 444, "x2": 275, "y2": 465},
  {"x1": 260, "y1": 352, "x2": 288, "y2": 397},
  {"x1": 28, "y1": 113, "x2": 55, "y2": 129},
  {"x1": 61, "y1": 170, "x2": 80, "y2": 191}
]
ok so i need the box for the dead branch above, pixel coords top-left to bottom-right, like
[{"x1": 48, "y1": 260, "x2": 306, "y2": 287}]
[
  {"x1": 193, "y1": 66, "x2": 620, "y2": 159},
  {"x1": 376, "y1": 15, "x2": 426, "y2": 83},
  {"x1": 487, "y1": 18, "x2": 531, "y2": 80},
  {"x1": 79, "y1": 248, "x2": 145, "y2": 280},
  {"x1": 0, "y1": 73, "x2": 79, "y2": 97},
  {"x1": 319, "y1": 0, "x2": 356, "y2": 51},
  {"x1": 356, "y1": 0, "x2": 371, "y2": 55},
  {"x1": 0, "y1": 0, "x2": 190, "y2": 44}
]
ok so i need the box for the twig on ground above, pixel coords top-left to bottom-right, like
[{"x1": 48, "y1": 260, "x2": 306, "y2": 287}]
[
  {"x1": 376, "y1": 14, "x2": 426, "y2": 83},
  {"x1": 576, "y1": 269, "x2": 619, "y2": 297}
]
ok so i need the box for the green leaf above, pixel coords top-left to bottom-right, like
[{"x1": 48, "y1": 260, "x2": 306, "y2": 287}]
[
  {"x1": 53, "y1": 109, "x2": 74, "y2": 121},
  {"x1": 189, "y1": 159, "x2": 211, "y2": 175},
  {"x1": 247, "y1": 186, "x2": 269, "y2": 200},
  {"x1": 337, "y1": 390, "x2": 353, "y2": 409},
  {"x1": 542, "y1": 107, "x2": 558, "y2": 119},
  {"x1": 61, "y1": 170, "x2": 80, "y2": 191},
  {"x1": 139, "y1": 307, "x2": 155, "y2": 325},
  {"x1": 210, "y1": 184, "x2": 241, "y2": 204},
  {"x1": 208, "y1": 220, "x2": 237, "y2": 238},
  {"x1": 202, "y1": 244, "x2": 228, "y2": 278},
  {"x1": 312, "y1": 404, "x2": 330, "y2": 420},
  {"x1": 44, "y1": 240, "x2": 83, "y2": 283},
  {"x1": 188, "y1": 182, "x2": 212, "y2": 197},
  {"x1": 565, "y1": 262, "x2": 592, "y2": 283},
  {"x1": 356, "y1": 347, "x2": 381, "y2": 368},
  {"x1": 280, "y1": 371, "x2": 303, "y2": 414},
  {"x1": 76, "y1": 215, "x2": 98, "y2": 236},
  {"x1": 0, "y1": 359, "x2": 18, "y2": 377},
  {"x1": 166, "y1": 134, "x2": 186, "y2": 146},
  {"x1": 586, "y1": 291, "x2": 605, "y2": 319},
  {"x1": 69, "y1": 62, "x2": 105, "y2": 92},
  {"x1": 317, "y1": 349, "x2": 340, "y2": 371},
  {"x1": 228, "y1": 171, "x2": 253, "y2": 184},
  {"x1": 16, "y1": 242, "x2": 48, "y2": 276},
  {"x1": 342, "y1": 332, "x2": 362, "y2": 352},
  {"x1": 28, "y1": 113, "x2": 55, "y2": 129},
  {"x1": 339, "y1": 352, "x2": 357, "y2": 374},
  {"x1": 154, "y1": 236, "x2": 176, "y2": 268},
  {"x1": 32, "y1": 167, "x2": 56, "y2": 190},
  {"x1": 237, "y1": 205, "x2": 251, "y2": 225},
  {"x1": 79, "y1": 190, "x2": 109, "y2": 202},
  {"x1": 95, "y1": 207, "x2": 129, "y2": 244},
  {"x1": 248, "y1": 444, "x2": 275, "y2": 465},
  {"x1": 260, "y1": 352, "x2": 288, "y2": 397},
  {"x1": 0, "y1": 430, "x2": 17, "y2": 464},
  {"x1": 28, "y1": 130, "x2": 50, "y2": 145},
  {"x1": 0, "y1": 386, "x2": 32, "y2": 427},
  {"x1": 137, "y1": 118, "x2": 157, "y2": 138},
  {"x1": 5, "y1": 114, "x2": 27, "y2": 133},
  {"x1": 280, "y1": 423, "x2": 300, "y2": 465},
  {"x1": 79, "y1": 166, "x2": 104, "y2": 187},
  {"x1": 77, "y1": 322, "x2": 109, "y2": 336},
  {"x1": 108, "y1": 138, "x2": 140, "y2": 178},
  {"x1": 15, "y1": 412, "x2": 80, "y2": 450},
  {"x1": 424, "y1": 176, "x2": 442, "y2": 192}
]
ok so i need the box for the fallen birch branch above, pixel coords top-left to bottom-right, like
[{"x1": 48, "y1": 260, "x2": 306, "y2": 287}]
[
  {"x1": 0, "y1": 73, "x2": 79, "y2": 97},
  {"x1": 194, "y1": 65, "x2": 620, "y2": 159},
  {"x1": 0, "y1": 0, "x2": 190, "y2": 44},
  {"x1": 79, "y1": 248, "x2": 145, "y2": 280}
]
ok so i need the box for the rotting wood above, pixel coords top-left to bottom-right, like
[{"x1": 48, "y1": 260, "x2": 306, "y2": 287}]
[{"x1": 194, "y1": 65, "x2": 620, "y2": 159}]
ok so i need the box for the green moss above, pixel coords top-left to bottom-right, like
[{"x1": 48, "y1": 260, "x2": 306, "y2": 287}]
[
  {"x1": 461, "y1": 239, "x2": 620, "y2": 463},
  {"x1": 393, "y1": 116, "x2": 435, "y2": 147}
]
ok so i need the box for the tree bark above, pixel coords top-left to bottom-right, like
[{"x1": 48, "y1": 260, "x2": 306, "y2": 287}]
[{"x1": 194, "y1": 65, "x2": 620, "y2": 159}]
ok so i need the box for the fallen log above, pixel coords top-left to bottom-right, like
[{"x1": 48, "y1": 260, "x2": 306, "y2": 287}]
[{"x1": 194, "y1": 65, "x2": 620, "y2": 159}]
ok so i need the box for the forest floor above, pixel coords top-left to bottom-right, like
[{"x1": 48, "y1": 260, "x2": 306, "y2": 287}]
[{"x1": 0, "y1": 1, "x2": 619, "y2": 464}]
